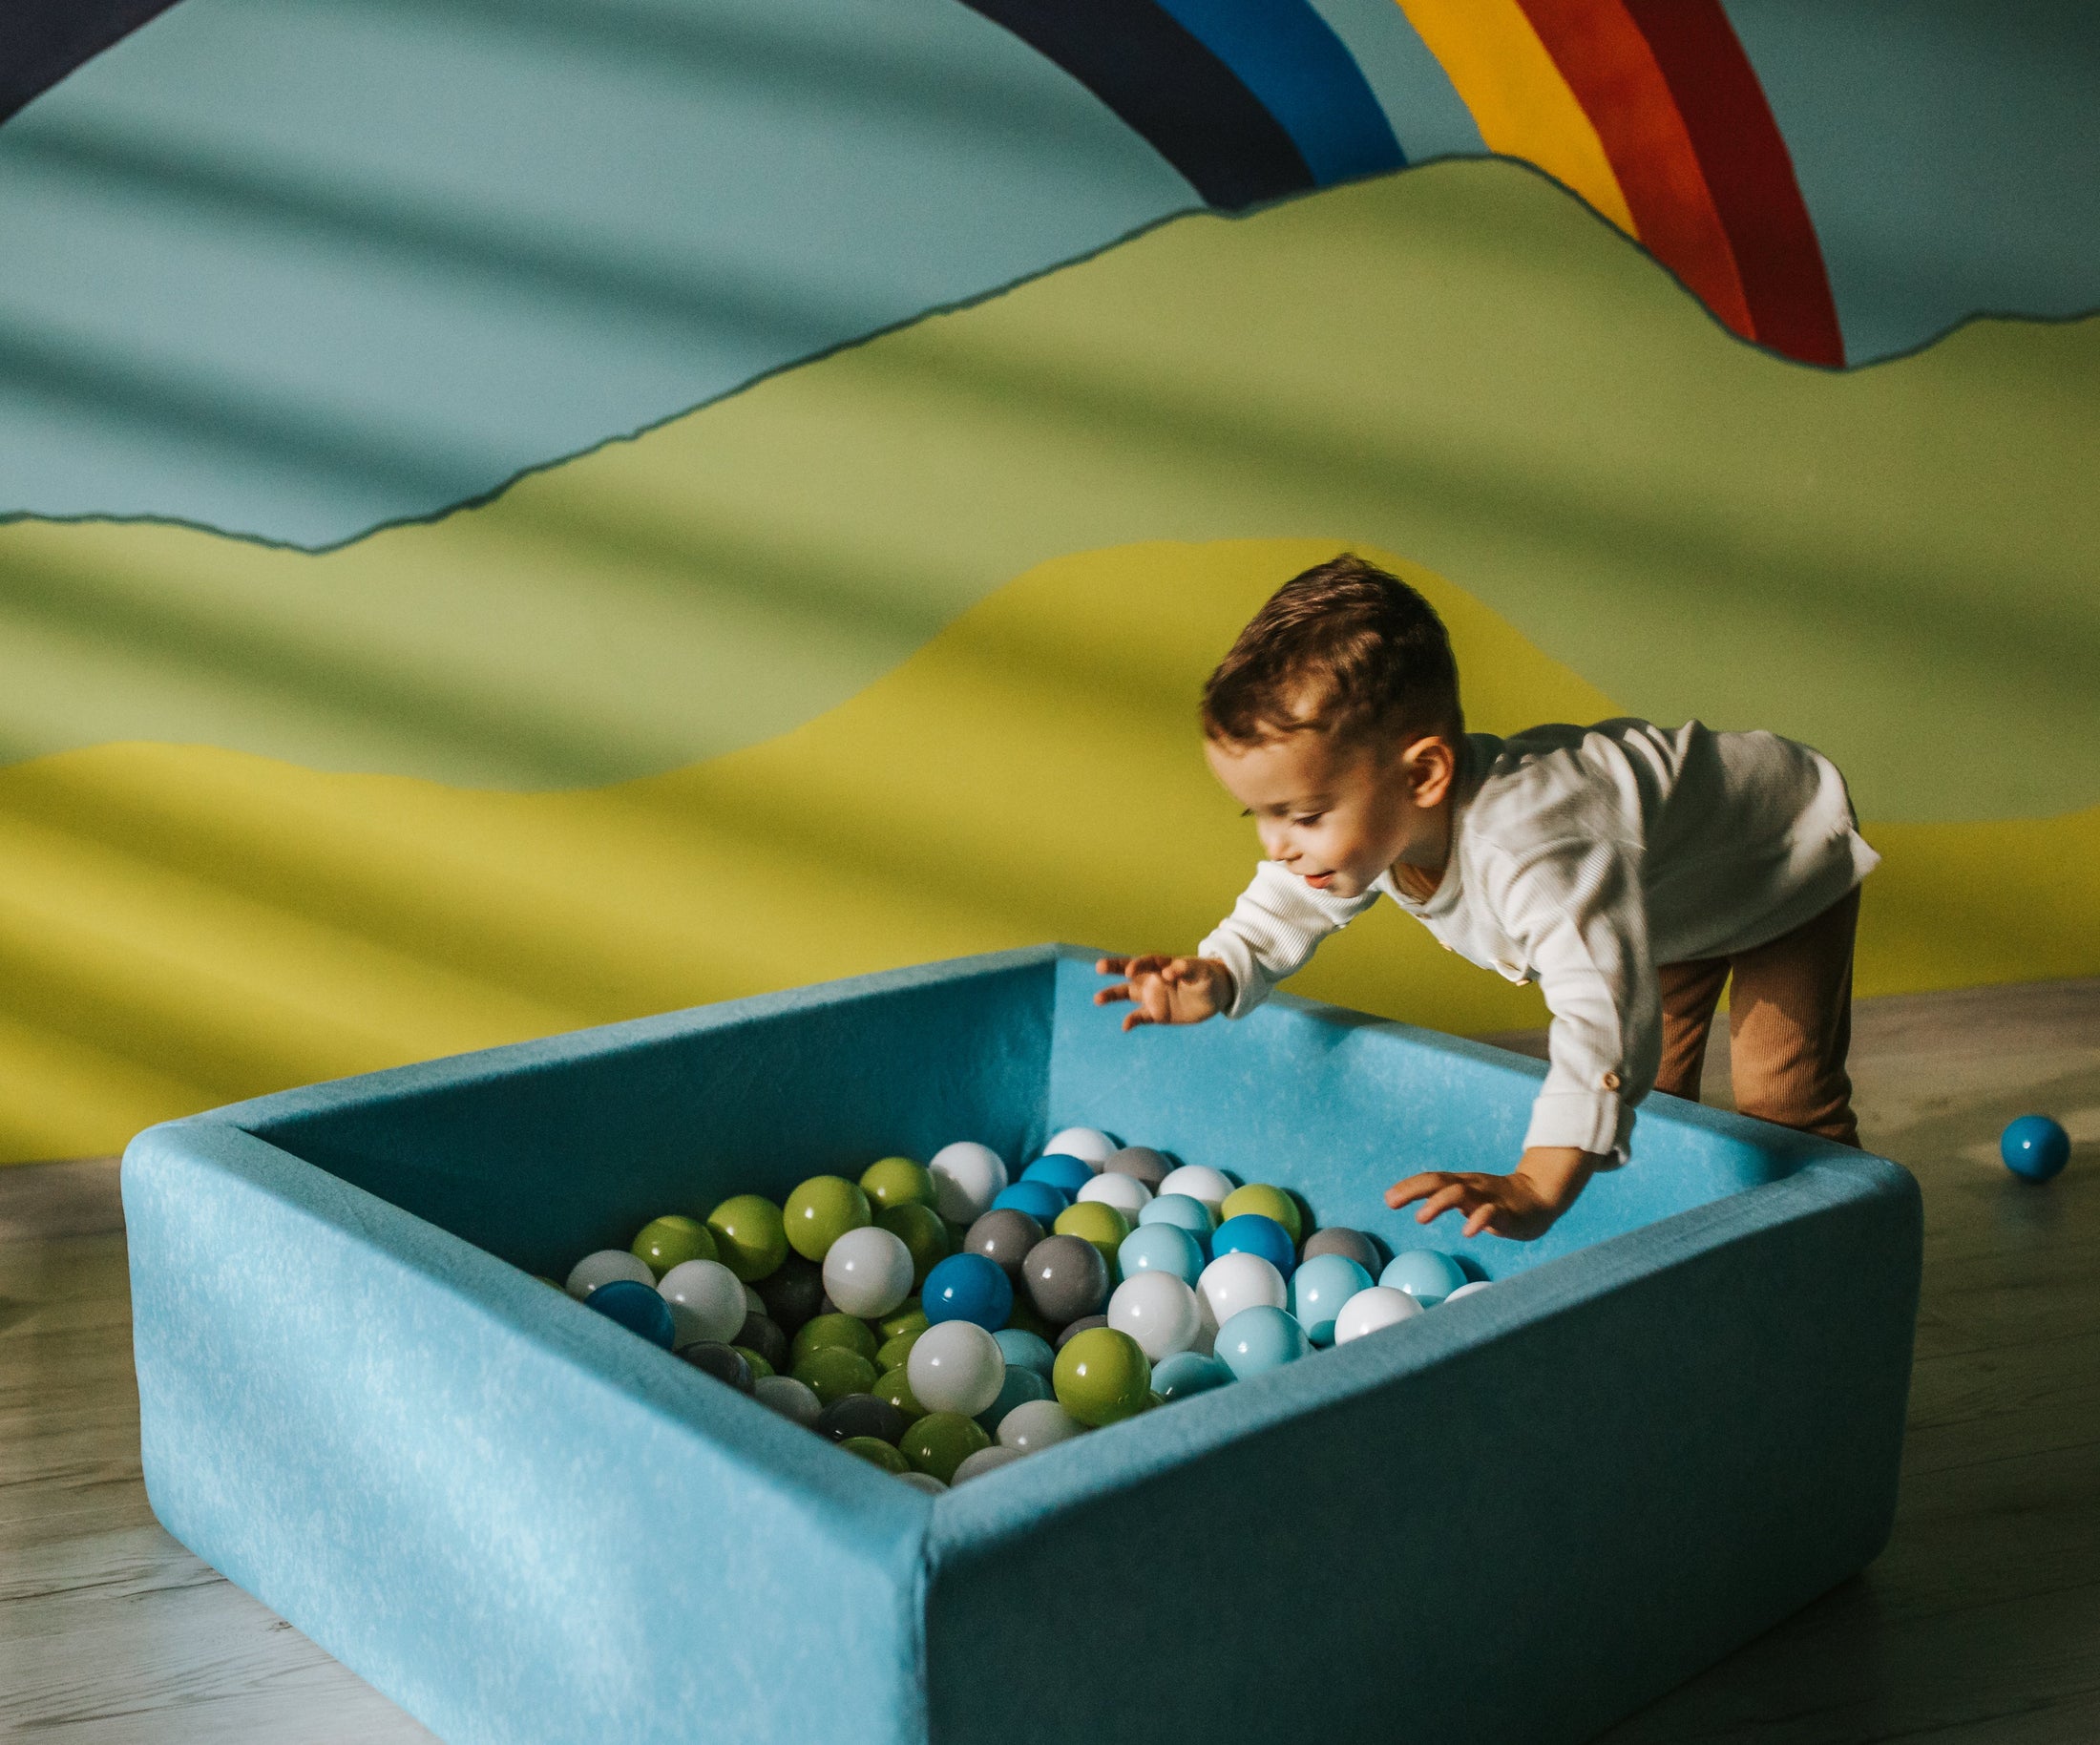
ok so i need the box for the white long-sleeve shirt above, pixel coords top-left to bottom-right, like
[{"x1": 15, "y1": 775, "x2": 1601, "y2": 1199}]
[{"x1": 1197, "y1": 720, "x2": 1879, "y2": 1160}]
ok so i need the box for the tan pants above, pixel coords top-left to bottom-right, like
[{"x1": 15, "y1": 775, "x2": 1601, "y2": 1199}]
[{"x1": 1654, "y1": 887, "x2": 1861, "y2": 1147}]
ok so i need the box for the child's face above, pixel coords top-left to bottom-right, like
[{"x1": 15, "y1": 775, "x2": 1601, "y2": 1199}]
[{"x1": 1204, "y1": 726, "x2": 1454, "y2": 899}]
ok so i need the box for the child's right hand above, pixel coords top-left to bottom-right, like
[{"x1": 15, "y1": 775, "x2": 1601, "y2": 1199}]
[{"x1": 1093, "y1": 956, "x2": 1232, "y2": 1032}]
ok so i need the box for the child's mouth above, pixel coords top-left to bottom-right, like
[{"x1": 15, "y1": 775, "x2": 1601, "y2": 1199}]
[{"x1": 1304, "y1": 872, "x2": 1334, "y2": 889}]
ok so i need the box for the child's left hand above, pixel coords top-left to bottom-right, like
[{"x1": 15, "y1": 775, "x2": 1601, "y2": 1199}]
[{"x1": 1384, "y1": 1146, "x2": 1603, "y2": 1241}]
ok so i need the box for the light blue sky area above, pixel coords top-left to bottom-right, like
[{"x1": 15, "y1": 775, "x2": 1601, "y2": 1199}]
[{"x1": 0, "y1": 0, "x2": 1196, "y2": 548}]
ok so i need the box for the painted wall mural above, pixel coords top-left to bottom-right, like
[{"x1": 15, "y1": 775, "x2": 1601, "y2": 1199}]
[{"x1": 0, "y1": 0, "x2": 2093, "y2": 1160}]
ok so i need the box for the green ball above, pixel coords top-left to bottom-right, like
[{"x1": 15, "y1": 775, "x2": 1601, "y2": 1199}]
[
  {"x1": 1053, "y1": 1327, "x2": 1152, "y2": 1426},
  {"x1": 1221, "y1": 1183, "x2": 1304, "y2": 1245},
  {"x1": 630, "y1": 1214, "x2": 717, "y2": 1278},
  {"x1": 1055, "y1": 1201, "x2": 1132, "y2": 1273},
  {"x1": 877, "y1": 1300, "x2": 929, "y2": 1341},
  {"x1": 840, "y1": 1436, "x2": 910, "y2": 1475},
  {"x1": 900, "y1": 1411, "x2": 991, "y2": 1484},
  {"x1": 706, "y1": 1195, "x2": 788, "y2": 1281},
  {"x1": 790, "y1": 1312, "x2": 879, "y2": 1369},
  {"x1": 784, "y1": 1176, "x2": 872, "y2": 1262},
  {"x1": 860, "y1": 1156, "x2": 937, "y2": 1212},
  {"x1": 792, "y1": 1346, "x2": 878, "y2": 1405},
  {"x1": 875, "y1": 1330, "x2": 922, "y2": 1373},
  {"x1": 873, "y1": 1364, "x2": 925, "y2": 1421},
  {"x1": 877, "y1": 1204, "x2": 952, "y2": 1289},
  {"x1": 733, "y1": 1345, "x2": 775, "y2": 1380}
]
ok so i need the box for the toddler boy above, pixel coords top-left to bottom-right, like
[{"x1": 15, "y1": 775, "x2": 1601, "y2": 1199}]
[{"x1": 1095, "y1": 555, "x2": 1878, "y2": 1241}]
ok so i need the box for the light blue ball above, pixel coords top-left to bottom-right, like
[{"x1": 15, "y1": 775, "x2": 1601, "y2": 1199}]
[
  {"x1": 921, "y1": 1252, "x2": 1014, "y2": 1331},
  {"x1": 994, "y1": 1327, "x2": 1057, "y2": 1379},
  {"x1": 1212, "y1": 1212, "x2": 1296, "y2": 1279},
  {"x1": 1139, "y1": 1193, "x2": 1216, "y2": 1246},
  {"x1": 1214, "y1": 1305, "x2": 1309, "y2": 1379},
  {"x1": 993, "y1": 1180, "x2": 1069, "y2": 1225},
  {"x1": 1152, "y1": 1350, "x2": 1233, "y2": 1402},
  {"x1": 1116, "y1": 1222, "x2": 1206, "y2": 1288},
  {"x1": 2001, "y1": 1114, "x2": 2070, "y2": 1183},
  {"x1": 1021, "y1": 1153, "x2": 1096, "y2": 1196},
  {"x1": 975, "y1": 1362, "x2": 1052, "y2": 1433},
  {"x1": 1289, "y1": 1253, "x2": 1375, "y2": 1346},
  {"x1": 1380, "y1": 1249, "x2": 1468, "y2": 1307}
]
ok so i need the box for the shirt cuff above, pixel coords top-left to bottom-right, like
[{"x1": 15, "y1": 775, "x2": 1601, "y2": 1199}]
[
  {"x1": 1522, "y1": 1090, "x2": 1635, "y2": 1164},
  {"x1": 1194, "y1": 929, "x2": 1267, "y2": 1020}
]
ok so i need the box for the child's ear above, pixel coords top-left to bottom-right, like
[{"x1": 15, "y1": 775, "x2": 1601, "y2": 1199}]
[{"x1": 1405, "y1": 735, "x2": 1458, "y2": 807}]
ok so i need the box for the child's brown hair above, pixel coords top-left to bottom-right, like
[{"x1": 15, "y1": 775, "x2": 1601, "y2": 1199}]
[{"x1": 1200, "y1": 554, "x2": 1463, "y2": 747}]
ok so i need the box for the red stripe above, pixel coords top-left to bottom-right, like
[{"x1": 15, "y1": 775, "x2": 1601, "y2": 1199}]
[
  {"x1": 1518, "y1": 0, "x2": 1754, "y2": 341},
  {"x1": 1624, "y1": 0, "x2": 1845, "y2": 367}
]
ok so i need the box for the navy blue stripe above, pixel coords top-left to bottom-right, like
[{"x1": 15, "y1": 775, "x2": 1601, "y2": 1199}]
[{"x1": 0, "y1": 1, "x2": 183, "y2": 127}]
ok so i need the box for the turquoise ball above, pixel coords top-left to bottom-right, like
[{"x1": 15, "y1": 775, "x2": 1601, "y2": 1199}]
[
  {"x1": 1139, "y1": 1193, "x2": 1215, "y2": 1246},
  {"x1": 994, "y1": 1327, "x2": 1057, "y2": 1379},
  {"x1": 1116, "y1": 1222, "x2": 1206, "y2": 1288},
  {"x1": 1380, "y1": 1250, "x2": 1468, "y2": 1307},
  {"x1": 1214, "y1": 1305, "x2": 1308, "y2": 1379},
  {"x1": 1289, "y1": 1253, "x2": 1375, "y2": 1346},
  {"x1": 976, "y1": 1363, "x2": 1053, "y2": 1434},
  {"x1": 1151, "y1": 1350, "x2": 1233, "y2": 1402}
]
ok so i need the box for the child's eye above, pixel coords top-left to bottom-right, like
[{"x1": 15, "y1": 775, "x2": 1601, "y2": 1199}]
[{"x1": 1293, "y1": 813, "x2": 1325, "y2": 827}]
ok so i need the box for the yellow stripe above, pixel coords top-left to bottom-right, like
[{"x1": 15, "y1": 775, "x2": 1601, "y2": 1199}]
[{"x1": 1396, "y1": 0, "x2": 1637, "y2": 235}]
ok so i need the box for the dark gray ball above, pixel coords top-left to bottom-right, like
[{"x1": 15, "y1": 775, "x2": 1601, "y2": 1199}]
[
  {"x1": 1301, "y1": 1226, "x2": 1380, "y2": 1274},
  {"x1": 1021, "y1": 1233, "x2": 1109, "y2": 1325},
  {"x1": 1055, "y1": 1314, "x2": 1109, "y2": 1351},
  {"x1": 1105, "y1": 1146, "x2": 1172, "y2": 1190},
  {"x1": 965, "y1": 1209, "x2": 1046, "y2": 1282},
  {"x1": 734, "y1": 1312, "x2": 788, "y2": 1374},
  {"x1": 815, "y1": 1392, "x2": 909, "y2": 1446},
  {"x1": 754, "y1": 1252, "x2": 825, "y2": 1335},
  {"x1": 676, "y1": 1341, "x2": 754, "y2": 1393}
]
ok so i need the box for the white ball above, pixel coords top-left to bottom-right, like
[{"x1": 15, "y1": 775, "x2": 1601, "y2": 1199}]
[
  {"x1": 908, "y1": 1319, "x2": 1006, "y2": 1417},
  {"x1": 657, "y1": 1257, "x2": 747, "y2": 1345},
  {"x1": 998, "y1": 1398, "x2": 1086, "y2": 1453},
  {"x1": 929, "y1": 1141, "x2": 1008, "y2": 1224},
  {"x1": 752, "y1": 1375, "x2": 822, "y2": 1426},
  {"x1": 1443, "y1": 1280, "x2": 1492, "y2": 1304},
  {"x1": 822, "y1": 1226, "x2": 915, "y2": 1319},
  {"x1": 1077, "y1": 1171, "x2": 1152, "y2": 1218},
  {"x1": 1044, "y1": 1126, "x2": 1116, "y2": 1168},
  {"x1": 1158, "y1": 1165, "x2": 1236, "y2": 1216},
  {"x1": 1197, "y1": 1251, "x2": 1287, "y2": 1326},
  {"x1": 566, "y1": 1249, "x2": 654, "y2": 1299},
  {"x1": 897, "y1": 1471, "x2": 948, "y2": 1495},
  {"x1": 1334, "y1": 1286, "x2": 1423, "y2": 1345},
  {"x1": 952, "y1": 1445, "x2": 1023, "y2": 1483},
  {"x1": 1108, "y1": 1271, "x2": 1203, "y2": 1360}
]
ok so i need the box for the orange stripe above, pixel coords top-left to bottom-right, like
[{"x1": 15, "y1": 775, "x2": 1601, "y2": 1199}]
[
  {"x1": 1516, "y1": 0, "x2": 1754, "y2": 340},
  {"x1": 1394, "y1": 0, "x2": 1635, "y2": 235}
]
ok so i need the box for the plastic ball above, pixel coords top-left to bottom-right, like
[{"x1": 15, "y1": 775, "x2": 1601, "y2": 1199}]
[
  {"x1": 752, "y1": 1251, "x2": 825, "y2": 1334},
  {"x1": 1380, "y1": 1250, "x2": 1469, "y2": 1308},
  {"x1": 1020, "y1": 1233, "x2": 1110, "y2": 1325},
  {"x1": 742, "y1": 1284, "x2": 767, "y2": 1318},
  {"x1": 705, "y1": 1194, "x2": 789, "y2": 1282},
  {"x1": 908, "y1": 1319, "x2": 1007, "y2": 1417},
  {"x1": 752, "y1": 1374, "x2": 822, "y2": 1425},
  {"x1": 859, "y1": 1156, "x2": 937, "y2": 1212},
  {"x1": 1054, "y1": 1314, "x2": 1107, "y2": 1350},
  {"x1": 1444, "y1": 1280, "x2": 1492, "y2": 1304},
  {"x1": 791, "y1": 1346, "x2": 879, "y2": 1404},
  {"x1": 630, "y1": 1215, "x2": 718, "y2": 1278},
  {"x1": 566, "y1": 1248, "x2": 655, "y2": 1299},
  {"x1": 1105, "y1": 1146, "x2": 1172, "y2": 1189},
  {"x1": 1151, "y1": 1350, "x2": 1233, "y2": 1402},
  {"x1": 875, "y1": 1204, "x2": 951, "y2": 1289},
  {"x1": 819, "y1": 1226, "x2": 914, "y2": 1319},
  {"x1": 952, "y1": 1444, "x2": 1023, "y2": 1483},
  {"x1": 1107, "y1": 1271, "x2": 1203, "y2": 1361},
  {"x1": 875, "y1": 1331, "x2": 921, "y2": 1373},
  {"x1": 998, "y1": 1397, "x2": 1087, "y2": 1453},
  {"x1": 929, "y1": 1142, "x2": 1009, "y2": 1223},
  {"x1": 2002, "y1": 1114, "x2": 2071, "y2": 1182},
  {"x1": 732, "y1": 1345, "x2": 774, "y2": 1380},
  {"x1": 1022, "y1": 1153, "x2": 1097, "y2": 1197},
  {"x1": 676, "y1": 1339, "x2": 753, "y2": 1390},
  {"x1": 1301, "y1": 1226, "x2": 1380, "y2": 1273},
  {"x1": 1196, "y1": 1251, "x2": 1288, "y2": 1327},
  {"x1": 993, "y1": 1327, "x2": 1057, "y2": 1380},
  {"x1": 1053, "y1": 1326, "x2": 1153, "y2": 1426},
  {"x1": 1054, "y1": 1201, "x2": 1131, "y2": 1272},
  {"x1": 657, "y1": 1257, "x2": 748, "y2": 1346},
  {"x1": 734, "y1": 1312, "x2": 789, "y2": 1373},
  {"x1": 584, "y1": 1278, "x2": 678, "y2": 1347},
  {"x1": 1139, "y1": 1193, "x2": 1216, "y2": 1243},
  {"x1": 1156, "y1": 1165, "x2": 1235, "y2": 1217},
  {"x1": 1215, "y1": 1305, "x2": 1309, "y2": 1378},
  {"x1": 1221, "y1": 1184, "x2": 1304, "y2": 1245},
  {"x1": 975, "y1": 1363, "x2": 1052, "y2": 1434},
  {"x1": 872, "y1": 1364, "x2": 924, "y2": 1420},
  {"x1": 1334, "y1": 1285, "x2": 1422, "y2": 1345},
  {"x1": 1212, "y1": 1212, "x2": 1297, "y2": 1279},
  {"x1": 992, "y1": 1181, "x2": 1069, "y2": 1225},
  {"x1": 783, "y1": 1176, "x2": 872, "y2": 1262},
  {"x1": 921, "y1": 1252, "x2": 1015, "y2": 1332},
  {"x1": 1290, "y1": 1253, "x2": 1375, "y2": 1346},
  {"x1": 1043, "y1": 1126, "x2": 1117, "y2": 1167},
  {"x1": 964, "y1": 1209, "x2": 1047, "y2": 1283},
  {"x1": 841, "y1": 1435, "x2": 911, "y2": 1475},
  {"x1": 817, "y1": 1392, "x2": 910, "y2": 1445},
  {"x1": 896, "y1": 1470, "x2": 948, "y2": 1495},
  {"x1": 1117, "y1": 1222, "x2": 1206, "y2": 1289},
  {"x1": 789, "y1": 1311, "x2": 879, "y2": 1368},
  {"x1": 1078, "y1": 1171, "x2": 1153, "y2": 1219},
  {"x1": 879, "y1": 1300, "x2": 928, "y2": 1339},
  {"x1": 900, "y1": 1411, "x2": 992, "y2": 1483}
]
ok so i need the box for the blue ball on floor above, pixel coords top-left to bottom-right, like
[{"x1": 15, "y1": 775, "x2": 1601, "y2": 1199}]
[
  {"x1": 994, "y1": 1180, "x2": 1070, "y2": 1225},
  {"x1": 583, "y1": 1279, "x2": 677, "y2": 1348},
  {"x1": 1211, "y1": 1212, "x2": 1296, "y2": 1279},
  {"x1": 2001, "y1": 1114, "x2": 2070, "y2": 1183},
  {"x1": 1022, "y1": 1154, "x2": 1096, "y2": 1197}
]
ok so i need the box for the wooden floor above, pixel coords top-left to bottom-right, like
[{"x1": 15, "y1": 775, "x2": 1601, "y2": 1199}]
[{"x1": 2, "y1": 981, "x2": 2095, "y2": 1743}]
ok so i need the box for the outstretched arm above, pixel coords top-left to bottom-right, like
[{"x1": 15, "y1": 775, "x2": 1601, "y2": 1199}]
[{"x1": 1093, "y1": 956, "x2": 1234, "y2": 1031}]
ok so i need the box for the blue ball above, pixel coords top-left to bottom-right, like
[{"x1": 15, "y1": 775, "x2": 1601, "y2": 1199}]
[
  {"x1": 2001, "y1": 1114, "x2": 2071, "y2": 1182},
  {"x1": 1212, "y1": 1212, "x2": 1297, "y2": 1279},
  {"x1": 994, "y1": 1327, "x2": 1057, "y2": 1379},
  {"x1": 1152, "y1": 1350, "x2": 1234, "y2": 1402},
  {"x1": 921, "y1": 1252, "x2": 1015, "y2": 1331},
  {"x1": 1214, "y1": 1305, "x2": 1309, "y2": 1379},
  {"x1": 1289, "y1": 1253, "x2": 1375, "y2": 1346},
  {"x1": 583, "y1": 1278, "x2": 676, "y2": 1349},
  {"x1": 1116, "y1": 1222, "x2": 1206, "y2": 1288},
  {"x1": 1139, "y1": 1193, "x2": 1215, "y2": 1249},
  {"x1": 1380, "y1": 1249, "x2": 1468, "y2": 1307},
  {"x1": 1021, "y1": 1153, "x2": 1096, "y2": 1196},
  {"x1": 994, "y1": 1180, "x2": 1070, "y2": 1225},
  {"x1": 976, "y1": 1362, "x2": 1053, "y2": 1433}
]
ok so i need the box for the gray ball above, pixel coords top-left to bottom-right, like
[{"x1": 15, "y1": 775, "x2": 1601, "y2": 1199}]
[
  {"x1": 1301, "y1": 1226, "x2": 1381, "y2": 1274},
  {"x1": 1105, "y1": 1146, "x2": 1172, "y2": 1190},
  {"x1": 1055, "y1": 1314, "x2": 1109, "y2": 1351},
  {"x1": 964, "y1": 1209, "x2": 1046, "y2": 1283},
  {"x1": 1021, "y1": 1234, "x2": 1109, "y2": 1326}
]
